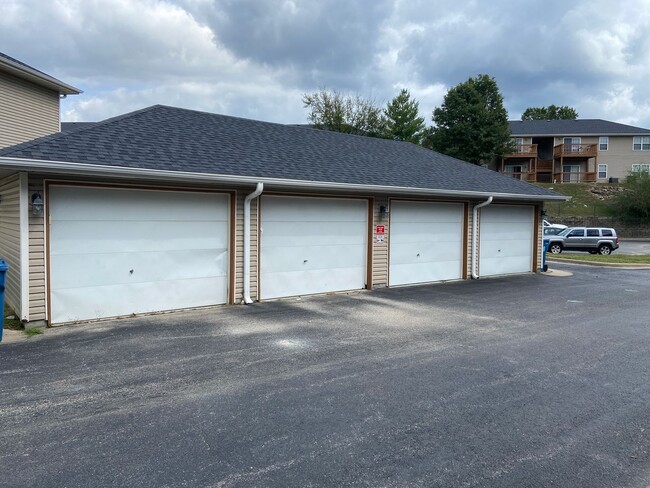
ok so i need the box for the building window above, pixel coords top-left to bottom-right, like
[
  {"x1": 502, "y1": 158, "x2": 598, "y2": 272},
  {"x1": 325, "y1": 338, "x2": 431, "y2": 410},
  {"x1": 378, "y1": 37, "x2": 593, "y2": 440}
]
[
  {"x1": 599, "y1": 136, "x2": 608, "y2": 151},
  {"x1": 598, "y1": 164, "x2": 607, "y2": 179},
  {"x1": 633, "y1": 136, "x2": 650, "y2": 151},
  {"x1": 564, "y1": 137, "x2": 581, "y2": 152},
  {"x1": 632, "y1": 163, "x2": 650, "y2": 173}
]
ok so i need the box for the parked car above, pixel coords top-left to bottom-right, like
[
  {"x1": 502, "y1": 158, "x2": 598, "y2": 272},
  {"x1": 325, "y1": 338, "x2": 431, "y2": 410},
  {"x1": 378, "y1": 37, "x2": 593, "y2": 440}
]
[
  {"x1": 547, "y1": 227, "x2": 619, "y2": 255},
  {"x1": 543, "y1": 219, "x2": 567, "y2": 229},
  {"x1": 543, "y1": 226, "x2": 565, "y2": 236}
]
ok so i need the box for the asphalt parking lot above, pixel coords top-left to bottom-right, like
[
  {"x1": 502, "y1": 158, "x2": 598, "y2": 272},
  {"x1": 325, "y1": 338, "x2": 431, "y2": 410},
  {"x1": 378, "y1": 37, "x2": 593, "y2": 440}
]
[
  {"x1": 619, "y1": 240, "x2": 650, "y2": 255},
  {"x1": 1, "y1": 264, "x2": 649, "y2": 487}
]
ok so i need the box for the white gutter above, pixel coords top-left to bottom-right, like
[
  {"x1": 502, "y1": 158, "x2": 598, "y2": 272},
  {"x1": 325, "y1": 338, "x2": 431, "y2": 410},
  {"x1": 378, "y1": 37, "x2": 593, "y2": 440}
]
[
  {"x1": 0, "y1": 157, "x2": 568, "y2": 202},
  {"x1": 471, "y1": 196, "x2": 493, "y2": 279},
  {"x1": 243, "y1": 183, "x2": 263, "y2": 304}
]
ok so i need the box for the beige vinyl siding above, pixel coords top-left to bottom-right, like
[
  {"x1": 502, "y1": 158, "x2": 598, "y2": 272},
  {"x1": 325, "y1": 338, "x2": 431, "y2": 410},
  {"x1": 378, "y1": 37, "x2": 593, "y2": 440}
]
[
  {"x1": 465, "y1": 203, "x2": 474, "y2": 278},
  {"x1": 0, "y1": 173, "x2": 22, "y2": 316},
  {"x1": 28, "y1": 175, "x2": 46, "y2": 321},
  {"x1": 0, "y1": 71, "x2": 60, "y2": 149},
  {"x1": 371, "y1": 197, "x2": 389, "y2": 288},
  {"x1": 598, "y1": 136, "x2": 650, "y2": 181}
]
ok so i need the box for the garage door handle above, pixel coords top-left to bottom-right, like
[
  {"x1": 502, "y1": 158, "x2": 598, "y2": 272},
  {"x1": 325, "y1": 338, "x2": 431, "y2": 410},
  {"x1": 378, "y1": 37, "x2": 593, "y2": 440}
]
[
  {"x1": 130, "y1": 269, "x2": 134, "y2": 274},
  {"x1": 303, "y1": 260, "x2": 308, "y2": 263},
  {"x1": 416, "y1": 253, "x2": 420, "y2": 257}
]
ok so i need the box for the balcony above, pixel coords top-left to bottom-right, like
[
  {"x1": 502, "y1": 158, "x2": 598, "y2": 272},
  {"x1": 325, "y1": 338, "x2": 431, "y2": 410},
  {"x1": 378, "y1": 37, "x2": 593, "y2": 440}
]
[
  {"x1": 503, "y1": 171, "x2": 537, "y2": 183},
  {"x1": 553, "y1": 171, "x2": 597, "y2": 183},
  {"x1": 553, "y1": 143, "x2": 597, "y2": 158},
  {"x1": 503, "y1": 144, "x2": 538, "y2": 158}
]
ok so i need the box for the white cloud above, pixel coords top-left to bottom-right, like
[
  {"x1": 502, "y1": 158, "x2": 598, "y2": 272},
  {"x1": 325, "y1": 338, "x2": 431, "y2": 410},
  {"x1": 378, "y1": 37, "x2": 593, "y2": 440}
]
[{"x1": 4, "y1": 0, "x2": 650, "y2": 128}]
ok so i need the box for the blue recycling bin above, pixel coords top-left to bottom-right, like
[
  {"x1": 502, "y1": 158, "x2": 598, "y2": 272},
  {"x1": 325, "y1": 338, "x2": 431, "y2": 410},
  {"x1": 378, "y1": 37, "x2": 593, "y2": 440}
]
[
  {"x1": 542, "y1": 238, "x2": 550, "y2": 272},
  {"x1": 0, "y1": 259, "x2": 8, "y2": 342}
]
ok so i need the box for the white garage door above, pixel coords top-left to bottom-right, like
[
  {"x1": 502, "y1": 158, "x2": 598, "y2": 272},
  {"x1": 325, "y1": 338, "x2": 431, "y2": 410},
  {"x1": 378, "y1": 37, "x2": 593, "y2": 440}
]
[
  {"x1": 479, "y1": 205, "x2": 534, "y2": 277},
  {"x1": 389, "y1": 201, "x2": 464, "y2": 286},
  {"x1": 260, "y1": 196, "x2": 368, "y2": 299},
  {"x1": 49, "y1": 186, "x2": 230, "y2": 324}
]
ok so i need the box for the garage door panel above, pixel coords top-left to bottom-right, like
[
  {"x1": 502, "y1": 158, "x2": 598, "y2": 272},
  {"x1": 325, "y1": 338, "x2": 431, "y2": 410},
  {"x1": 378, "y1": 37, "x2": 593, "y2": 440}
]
[
  {"x1": 390, "y1": 261, "x2": 462, "y2": 285},
  {"x1": 51, "y1": 220, "x2": 228, "y2": 254},
  {"x1": 480, "y1": 206, "x2": 531, "y2": 223},
  {"x1": 262, "y1": 221, "x2": 365, "y2": 247},
  {"x1": 261, "y1": 244, "x2": 366, "y2": 273},
  {"x1": 51, "y1": 276, "x2": 227, "y2": 324},
  {"x1": 49, "y1": 186, "x2": 230, "y2": 324},
  {"x1": 389, "y1": 201, "x2": 464, "y2": 286},
  {"x1": 261, "y1": 196, "x2": 367, "y2": 299},
  {"x1": 389, "y1": 221, "x2": 461, "y2": 244},
  {"x1": 52, "y1": 187, "x2": 223, "y2": 221},
  {"x1": 479, "y1": 205, "x2": 533, "y2": 276},
  {"x1": 389, "y1": 242, "x2": 461, "y2": 265},
  {"x1": 51, "y1": 248, "x2": 228, "y2": 290},
  {"x1": 262, "y1": 267, "x2": 366, "y2": 300}
]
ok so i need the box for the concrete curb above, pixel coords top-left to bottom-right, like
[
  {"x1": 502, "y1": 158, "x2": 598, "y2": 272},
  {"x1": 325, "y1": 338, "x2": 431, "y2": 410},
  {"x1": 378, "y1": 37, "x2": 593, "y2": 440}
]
[{"x1": 548, "y1": 258, "x2": 650, "y2": 269}]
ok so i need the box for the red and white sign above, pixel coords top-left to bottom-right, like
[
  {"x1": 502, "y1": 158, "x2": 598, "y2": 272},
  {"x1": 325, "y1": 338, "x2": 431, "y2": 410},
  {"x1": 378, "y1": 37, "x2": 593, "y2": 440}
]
[{"x1": 376, "y1": 225, "x2": 385, "y2": 235}]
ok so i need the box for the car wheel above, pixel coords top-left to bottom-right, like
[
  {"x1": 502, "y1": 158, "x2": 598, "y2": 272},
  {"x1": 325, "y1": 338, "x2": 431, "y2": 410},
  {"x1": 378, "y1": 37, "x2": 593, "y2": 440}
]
[
  {"x1": 549, "y1": 243, "x2": 563, "y2": 254},
  {"x1": 598, "y1": 244, "x2": 612, "y2": 255}
]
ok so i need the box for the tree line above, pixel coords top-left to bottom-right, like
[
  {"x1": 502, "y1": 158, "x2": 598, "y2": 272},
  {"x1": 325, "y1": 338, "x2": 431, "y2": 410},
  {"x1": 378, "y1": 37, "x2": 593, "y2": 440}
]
[{"x1": 303, "y1": 75, "x2": 578, "y2": 166}]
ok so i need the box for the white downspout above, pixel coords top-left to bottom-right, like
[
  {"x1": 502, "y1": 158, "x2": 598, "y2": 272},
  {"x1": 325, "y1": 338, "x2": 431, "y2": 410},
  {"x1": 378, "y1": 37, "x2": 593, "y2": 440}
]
[
  {"x1": 471, "y1": 196, "x2": 493, "y2": 279},
  {"x1": 243, "y1": 182, "x2": 263, "y2": 304}
]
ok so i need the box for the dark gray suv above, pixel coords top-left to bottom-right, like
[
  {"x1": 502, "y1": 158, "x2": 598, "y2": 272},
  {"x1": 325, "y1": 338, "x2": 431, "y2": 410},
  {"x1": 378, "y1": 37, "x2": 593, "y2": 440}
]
[{"x1": 547, "y1": 227, "x2": 619, "y2": 255}]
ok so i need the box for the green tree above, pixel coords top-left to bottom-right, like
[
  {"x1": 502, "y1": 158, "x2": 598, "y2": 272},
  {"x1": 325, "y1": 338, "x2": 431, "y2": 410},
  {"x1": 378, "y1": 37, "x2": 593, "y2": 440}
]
[
  {"x1": 426, "y1": 74, "x2": 511, "y2": 165},
  {"x1": 614, "y1": 170, "x2": 650, "y2": 222},
  {"x1": 302, "y1": 89, "x2": 386, "y2": 137},
  {"x1": 521, "y1": 105, "x2": 579, "y2": 120},
  {"x1": 384, "y1": 88, "x2": 426, "y2": 144}
]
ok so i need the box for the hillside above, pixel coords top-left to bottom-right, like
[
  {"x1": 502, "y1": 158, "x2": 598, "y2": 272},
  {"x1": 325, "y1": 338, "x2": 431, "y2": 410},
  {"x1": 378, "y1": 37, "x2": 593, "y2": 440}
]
[{"x1": 536, "y1": 183, "x2": 619, "y2": 218}]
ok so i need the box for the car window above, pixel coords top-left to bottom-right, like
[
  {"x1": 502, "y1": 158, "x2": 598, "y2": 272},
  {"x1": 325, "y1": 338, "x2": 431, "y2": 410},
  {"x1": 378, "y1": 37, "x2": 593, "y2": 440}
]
[
  {"x1": 558, "y1": 228, "x2": 572, "y2": 236},
  {"x1": 544, "y1": 228, "x2": 560, "y2": 235},
  {"x1": 568, "y1": 229, "x2": 585, "y2": 237},
  {"x1": 601, "y1": 229, "x2": 613, "y2": 236},
  {"x1": 586, "y1": 229, "x2": 599, "y2": 237}
]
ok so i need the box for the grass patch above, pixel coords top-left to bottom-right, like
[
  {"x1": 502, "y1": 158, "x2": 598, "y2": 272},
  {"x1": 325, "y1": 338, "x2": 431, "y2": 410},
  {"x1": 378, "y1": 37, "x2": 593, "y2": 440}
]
[
  {"x1": 3, "y1": 303, "x2": 22, "y2": 330},
  {"x1": 23, "y1": 328, "x2": 43, "y2": 337},
  {"x1": 537, "y1": 183, "x2": 618, "y2": 218},
  {"x1": 549, "y1": 253, "x2": 650, "y2": 264}
]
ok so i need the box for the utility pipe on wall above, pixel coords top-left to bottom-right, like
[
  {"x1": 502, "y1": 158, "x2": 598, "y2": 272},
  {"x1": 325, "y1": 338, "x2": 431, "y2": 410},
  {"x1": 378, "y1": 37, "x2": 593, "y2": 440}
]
[
  {"x1": 243, "y1": 182, "x2": 263, "y2": 304},
  {"x1": 471, "y1": 196, "x2": 493, "y2": 279}
]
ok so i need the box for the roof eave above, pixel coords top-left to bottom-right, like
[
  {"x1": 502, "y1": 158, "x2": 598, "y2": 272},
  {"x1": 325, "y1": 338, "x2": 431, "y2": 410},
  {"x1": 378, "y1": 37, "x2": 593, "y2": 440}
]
[
  {"x1": 0, "y1": 156, "x2": 569, "y2": 202},
  {"x1": 0, "y1": 59, "x2": 81, "y2": 95},
  {"x1": 511, "y1": 132, "x2": 650, "y2": 137}
]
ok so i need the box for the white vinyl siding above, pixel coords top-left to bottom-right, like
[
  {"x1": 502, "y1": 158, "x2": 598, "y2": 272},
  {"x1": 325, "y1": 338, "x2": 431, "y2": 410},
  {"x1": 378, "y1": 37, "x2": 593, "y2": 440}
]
[
  {"x1": 48, "y1": 186, "x2": 230, "y2": 324},
  {"x1": 260, "y1": 196, "x2": 367, "y2": 299},
  {"x1": 0, "y1": 173, "x2": 21, "y2": 316},
  {"x1": 389, "y1": 201, "x2": 463, "y2": 286},
  {"x1": 0, "y1": 71, "x2": 60, "y2": 148}
]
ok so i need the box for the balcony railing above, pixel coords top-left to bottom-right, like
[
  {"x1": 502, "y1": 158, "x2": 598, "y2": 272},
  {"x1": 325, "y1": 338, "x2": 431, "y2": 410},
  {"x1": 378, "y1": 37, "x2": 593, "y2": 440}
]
[
  {"x1": 553, "y1": 143, "x2": 597, "y2": 158},
  {"x1": 503, "y1": 144, "x2": 538, "y2": 158},
  {"x1": 503, "y1": 171, "x2": 536, "y2": 182},
  {"x1": 553, "y1": 171, "x2": 597, "y2": 183}
]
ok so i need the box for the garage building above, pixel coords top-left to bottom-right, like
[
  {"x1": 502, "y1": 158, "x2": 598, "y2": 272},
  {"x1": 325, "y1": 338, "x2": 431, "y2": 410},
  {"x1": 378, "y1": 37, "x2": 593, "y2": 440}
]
[{"x1": 0, "y1": 105, "x2": 565, "y2": 326}]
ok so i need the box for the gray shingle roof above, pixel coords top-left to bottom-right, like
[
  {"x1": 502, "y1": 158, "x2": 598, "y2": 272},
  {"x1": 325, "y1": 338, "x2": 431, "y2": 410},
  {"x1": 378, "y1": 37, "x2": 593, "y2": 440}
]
[
  {"x1": 60, "y1": 122, "x2": 97, "y2": 132},
  {"x1": 0, "y1": 105, "x2": 559, "y2": 198},
  {"x1": 509, "y1": 119, "x2": 650, "y2": 136}
]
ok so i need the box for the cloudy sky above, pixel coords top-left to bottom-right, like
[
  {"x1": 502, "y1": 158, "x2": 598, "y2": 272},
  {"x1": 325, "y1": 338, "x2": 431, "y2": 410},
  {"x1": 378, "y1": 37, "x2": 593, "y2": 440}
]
[{"x1": 2, "y1": 0, "x2": 650, "y2": 127}]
